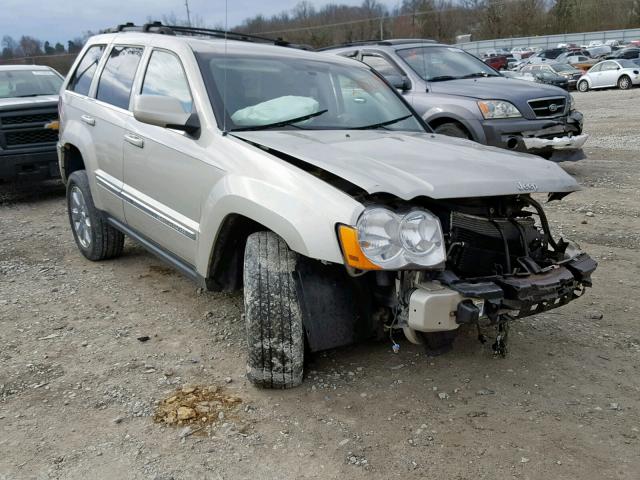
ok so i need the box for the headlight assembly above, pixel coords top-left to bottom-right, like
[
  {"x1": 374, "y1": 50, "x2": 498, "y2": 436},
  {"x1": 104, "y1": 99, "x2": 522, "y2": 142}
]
[
  {"x1": 569, "y1": 94, "x2": 575, "y2": 111},
  {"x1": 339, "y1": 207, "x2": 446, "y2": 270},
  {"x1": 477, "y1": 100, "x2": 522, "y2": 119}
]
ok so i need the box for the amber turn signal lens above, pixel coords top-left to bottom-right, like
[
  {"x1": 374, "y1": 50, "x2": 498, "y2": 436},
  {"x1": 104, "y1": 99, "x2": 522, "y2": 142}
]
[
  {"x1": 44, "y1": 120, "x2": 59, "y2": 131},
  {"x1": 337, "y1": 225, "x2": 381, "y2": 271}
]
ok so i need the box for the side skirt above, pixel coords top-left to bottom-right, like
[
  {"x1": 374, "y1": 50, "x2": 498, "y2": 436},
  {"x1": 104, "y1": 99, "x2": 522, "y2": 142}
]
[{"x1": 106, "y1": 215, "x2": 207, "y2": 288}]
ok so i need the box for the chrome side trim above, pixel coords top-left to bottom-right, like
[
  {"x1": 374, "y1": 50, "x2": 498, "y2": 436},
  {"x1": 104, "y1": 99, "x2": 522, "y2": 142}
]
[
  {"x1": 95, "y1": 170, "x2": 122, "y2": 196},
  {"x1": 120, "y1": 189, "x2": 198, "y2": 241},
  {"x1": 94, "y1": 170, "x2": 198, "y2": 241}
]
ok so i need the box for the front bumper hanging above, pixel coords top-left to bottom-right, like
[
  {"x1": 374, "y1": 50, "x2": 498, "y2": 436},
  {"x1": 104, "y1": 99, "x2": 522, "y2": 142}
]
[{"x1": 403, "y1": 252, "x2": 597, "y2": 337}]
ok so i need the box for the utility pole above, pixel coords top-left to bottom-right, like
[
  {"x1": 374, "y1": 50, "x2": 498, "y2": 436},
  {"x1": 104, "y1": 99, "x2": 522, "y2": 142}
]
[{"x1": 185, "y1": 0, "x2": 192, "y2": 27}]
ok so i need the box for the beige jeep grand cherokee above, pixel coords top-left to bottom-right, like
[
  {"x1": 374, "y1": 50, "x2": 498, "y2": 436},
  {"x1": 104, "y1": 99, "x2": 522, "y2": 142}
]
[{"x1": 58, "y1": 23, "x2": 596, "y2": 389}]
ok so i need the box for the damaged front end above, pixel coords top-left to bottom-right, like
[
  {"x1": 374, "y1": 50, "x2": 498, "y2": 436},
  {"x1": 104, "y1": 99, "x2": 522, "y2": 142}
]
[{"x1": 350, "y1": 194, "x2": 597, "y2": 354}]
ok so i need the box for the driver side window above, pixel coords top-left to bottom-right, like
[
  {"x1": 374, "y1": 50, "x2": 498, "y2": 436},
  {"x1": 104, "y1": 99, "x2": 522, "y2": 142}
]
[{"x1": 141, "y1": 50, "x2": 193, "y2": 113}]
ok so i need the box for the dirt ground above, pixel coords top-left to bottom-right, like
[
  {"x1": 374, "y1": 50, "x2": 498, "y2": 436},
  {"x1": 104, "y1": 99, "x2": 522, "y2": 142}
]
[{"x1": 1, "y1": 88, "x2": 639, "y2": 480}]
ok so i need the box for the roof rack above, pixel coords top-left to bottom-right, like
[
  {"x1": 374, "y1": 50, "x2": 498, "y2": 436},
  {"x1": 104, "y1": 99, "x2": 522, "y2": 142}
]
[
  {"x1": 318, "y1": 38, "x2": 437, "y2": 51},
  {"x1": 108, "y1": 22, "x2": 311, "y2": 49}
]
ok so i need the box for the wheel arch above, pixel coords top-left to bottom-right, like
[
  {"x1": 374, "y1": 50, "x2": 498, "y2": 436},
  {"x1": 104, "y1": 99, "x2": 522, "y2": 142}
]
[{"x1": 60, "y1": 143, "x2": 86, "y2": 183}]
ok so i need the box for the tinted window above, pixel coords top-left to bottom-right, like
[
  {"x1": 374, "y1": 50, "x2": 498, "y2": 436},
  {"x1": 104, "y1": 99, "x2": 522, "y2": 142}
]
[
  {"x1": 601, "y1": 62, "x2": 618, "y2": 71},
  {"x1": 362, "y1": 55, "x2": 402, "y2": 77},
  {"x1": 68, "y1": 45, "x2": 105, "y2": 96},
  {"x1": 96, "y1": 46, "x2": 143, "y2": 109},
  {"x1": 141, "y1": 50, "x2": 192, "y2": 113}
]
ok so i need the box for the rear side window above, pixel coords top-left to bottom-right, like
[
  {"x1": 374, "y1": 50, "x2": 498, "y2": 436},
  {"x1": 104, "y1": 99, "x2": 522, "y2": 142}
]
[
  {"x1": 96, "y1": 46, "x2": 143, "y2": 109},
  {"x1": 141, "y1": 50, "x2": 192, "y2": 113},
  {"x1": 67, "y1": 45, "x2": 105, "y2": 96}
]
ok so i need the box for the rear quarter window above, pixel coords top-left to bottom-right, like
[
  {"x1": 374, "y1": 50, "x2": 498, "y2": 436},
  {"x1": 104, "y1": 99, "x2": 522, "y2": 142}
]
[
  {"x1": 96, "y1": 46, "x2": 144, "y2": 110},
  {"x1": 67, "y1": 45, "x2": 106, "y2": 96}
]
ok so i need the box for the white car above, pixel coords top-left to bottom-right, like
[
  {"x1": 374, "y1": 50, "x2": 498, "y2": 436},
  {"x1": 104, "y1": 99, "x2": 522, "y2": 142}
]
[{"x1": 577, "y1": 59, "x2": 640, "y2": 91}]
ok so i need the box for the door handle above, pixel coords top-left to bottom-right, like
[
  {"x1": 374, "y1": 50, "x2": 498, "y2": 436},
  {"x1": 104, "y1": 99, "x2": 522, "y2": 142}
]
[
  {"x1": 81, "y1": 115, "x2": 95, "y2": 126},
  {"x1": 124, "y1": 133, "x2": 144, "y2": 148}
]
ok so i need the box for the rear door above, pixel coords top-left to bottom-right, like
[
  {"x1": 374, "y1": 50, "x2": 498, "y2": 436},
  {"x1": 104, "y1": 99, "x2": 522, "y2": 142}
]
[
  {"x1": 90, "y1": 45, "x2": 144, "y2": 219},
  {"x1": 123, "y1": 48, "x2": 214, "y2": 265}
]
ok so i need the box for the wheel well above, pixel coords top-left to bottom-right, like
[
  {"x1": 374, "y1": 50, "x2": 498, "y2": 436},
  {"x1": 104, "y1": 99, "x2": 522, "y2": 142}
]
[
  {"x1": 63, "y1": 144, "x2": 85, "y2": 179},
  {"x1": 428, "y1": 118, "x2": 472, "y2": 139},
  {"x1": 205, "y1": 214, "x2": 267, "y2": 292}
]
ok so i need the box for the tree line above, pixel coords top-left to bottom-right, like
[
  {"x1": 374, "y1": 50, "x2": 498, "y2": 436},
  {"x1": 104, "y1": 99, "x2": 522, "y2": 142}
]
[
  {"x1": 236, "y1": 0, "x2": 640, "y2": 48},
  {"x1": 0, "y1": 34, "x2": 93, "y2": 60}
]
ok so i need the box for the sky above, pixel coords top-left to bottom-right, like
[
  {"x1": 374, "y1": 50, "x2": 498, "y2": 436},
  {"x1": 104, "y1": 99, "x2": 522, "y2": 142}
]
[{"x1": 1, "y1": 0, "x2": 401, "y2": 46}]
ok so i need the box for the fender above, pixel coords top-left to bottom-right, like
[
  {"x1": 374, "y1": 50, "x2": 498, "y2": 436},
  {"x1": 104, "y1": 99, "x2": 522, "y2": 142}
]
[
  {"x1": 196, "y1": 172, "x2": 364, "y2": 277},
  {"x1": 422, "y1": 105, "x2": 487, "y2": 144}
]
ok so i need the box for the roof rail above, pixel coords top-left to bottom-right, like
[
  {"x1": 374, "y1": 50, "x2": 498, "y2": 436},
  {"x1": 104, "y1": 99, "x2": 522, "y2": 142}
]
[
  {"x1": 318, "y1": 38, "x2": 437, "y2": 51},
  {"x1": 108, "y1": 22, "x2": 311, "y2": 49}
]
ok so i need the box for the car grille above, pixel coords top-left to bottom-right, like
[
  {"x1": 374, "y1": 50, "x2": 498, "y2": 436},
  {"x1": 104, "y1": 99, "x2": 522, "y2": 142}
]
[
  {"x1": 0, "y1": 105, "x2": 58, "y2": 150},
  {"x1": 5, "y1": 129, "x2": 58, "y2": 146},
  {"x1": 1, "y1": 112, "x2": 58, "y2": 125},
  {"x1": 528, "y1": 97, "x2": 567, "y2": 118}
]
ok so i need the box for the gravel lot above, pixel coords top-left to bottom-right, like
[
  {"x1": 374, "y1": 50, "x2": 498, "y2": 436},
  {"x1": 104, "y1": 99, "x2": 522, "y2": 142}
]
[{"x1": 1, "y1": 88, "x2": 639, "y2": 480}]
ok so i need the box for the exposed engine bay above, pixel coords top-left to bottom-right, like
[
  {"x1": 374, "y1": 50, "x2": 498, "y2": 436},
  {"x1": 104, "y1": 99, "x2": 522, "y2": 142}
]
[{"x1": 362, "y1": 194, "x2": 597, "y2": 355}]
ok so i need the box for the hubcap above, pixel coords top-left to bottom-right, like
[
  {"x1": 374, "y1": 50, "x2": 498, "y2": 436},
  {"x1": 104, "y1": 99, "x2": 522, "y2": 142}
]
[
  {"x1": 70, "y1": 186, "x2": 92, "y2": 248},
  {"x1": 620, "y1": 78, "x2": 629, "y2": 89}
]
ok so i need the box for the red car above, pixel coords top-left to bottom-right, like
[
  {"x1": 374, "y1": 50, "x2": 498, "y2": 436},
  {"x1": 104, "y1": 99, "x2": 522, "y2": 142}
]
[{"x1": 483, "y1": 55, "x2": 508, "y2": 70}]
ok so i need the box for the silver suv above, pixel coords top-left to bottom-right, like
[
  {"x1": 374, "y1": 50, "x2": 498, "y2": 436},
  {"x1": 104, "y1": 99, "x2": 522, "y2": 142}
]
[
  {"x1": 58, "y1": 24, "x2": 597, "y2": 389},
  {"x1": 323, "y1": 40, "x2": 588, "y2": 162}
]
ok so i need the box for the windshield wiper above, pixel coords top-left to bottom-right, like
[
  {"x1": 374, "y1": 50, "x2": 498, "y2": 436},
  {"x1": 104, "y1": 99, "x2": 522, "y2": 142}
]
[
  {"x1": 427, "y1": 75, "x2": 458, "y2": 82},
  {"x1": 229, "y1": 109, "x2": 328, "y2": 132},
  {"x1": 15, "y1": 94, "x2": 41, "y2": 97},
  {"x1": 352, "y1": 114, "x2": 413, "y2": 130},
  {"x1": 460, "y1": 72, "x2": 494, "y2": 79}
]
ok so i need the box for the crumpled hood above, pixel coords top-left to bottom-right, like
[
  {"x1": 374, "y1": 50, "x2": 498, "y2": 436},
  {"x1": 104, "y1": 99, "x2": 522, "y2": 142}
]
[
  {"x1": 0, "y1": 95, "x2": 58, "y2": 111},
  {"x1": 429, "y1": 76, "x2": 568, "y2": 101},
  {"x1": 232, "y1": 130, "x2": 580, "y2": 200}
]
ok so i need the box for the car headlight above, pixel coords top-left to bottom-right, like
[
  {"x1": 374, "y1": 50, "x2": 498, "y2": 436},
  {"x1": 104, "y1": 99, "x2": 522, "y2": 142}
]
[
  {"x1": 477, "y1": 100, "x2": 522, "y2": 119},
  {"x1": 569, "y1": 94, "x2": 575, "y2": 110},
  {"x1": 353, "y1": 207, "x2": 446, "y2": 269}
]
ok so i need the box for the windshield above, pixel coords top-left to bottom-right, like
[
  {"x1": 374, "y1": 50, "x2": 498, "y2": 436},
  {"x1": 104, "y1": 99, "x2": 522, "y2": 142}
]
[
  {"x1": 195, "y1": 53, "x2": 425, "y2": 133},
  {"x1": 0, "y1": 69, "x2": 62, "y2": 99},
  {"x1": 396, "y1": 46, "x2": 499, "y2": 82}
]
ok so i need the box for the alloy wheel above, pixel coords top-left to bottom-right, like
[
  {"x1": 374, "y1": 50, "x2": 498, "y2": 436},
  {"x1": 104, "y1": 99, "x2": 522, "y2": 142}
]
[{"x1": 70, "y1": 186, "x2": 92, "y2": 248}]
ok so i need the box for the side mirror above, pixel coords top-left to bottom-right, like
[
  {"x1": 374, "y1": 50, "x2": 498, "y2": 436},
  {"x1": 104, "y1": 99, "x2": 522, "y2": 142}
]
[
  {"x1": 384, "y1": 74, "x2": 411, "y2": 91},
  {"x1": 133, "y1": 94, "x2": 200, "y2": 135}
]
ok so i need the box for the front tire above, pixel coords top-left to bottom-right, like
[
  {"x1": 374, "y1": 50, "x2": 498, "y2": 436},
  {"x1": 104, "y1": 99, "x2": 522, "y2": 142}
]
[
  {"x1": 433, "y1": 122, "x2": 470, "y2": 139},
  {"x1": 618, "y1": 75, "x2": 631, "y2": 90},
  {"x1": 577, "y1": 80, "x2": 589, "y2": 92},
  {"x1": 243, "y1": 231, "x2": 305, "y2": 389},
  {"x1": 66, "y1": 170, "x2": 124, "y2": 261}
]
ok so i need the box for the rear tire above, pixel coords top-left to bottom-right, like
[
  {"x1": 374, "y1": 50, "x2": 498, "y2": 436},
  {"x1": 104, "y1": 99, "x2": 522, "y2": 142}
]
[
  {"x1": 66, "y1": 170, "x2": 124, "y2": 261},
  {"x1": 433, "y1": 122, "x2": 470, "y2": 139},
  {"x1": 577, "y1": 80, "x2": 589, "y2": 92},
  {"x1": 243, "y1": 231, "x2": 305, "y2": 389},
  {"x1": 618, "y1": 75, "x2": 631, "y2": 90}
]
